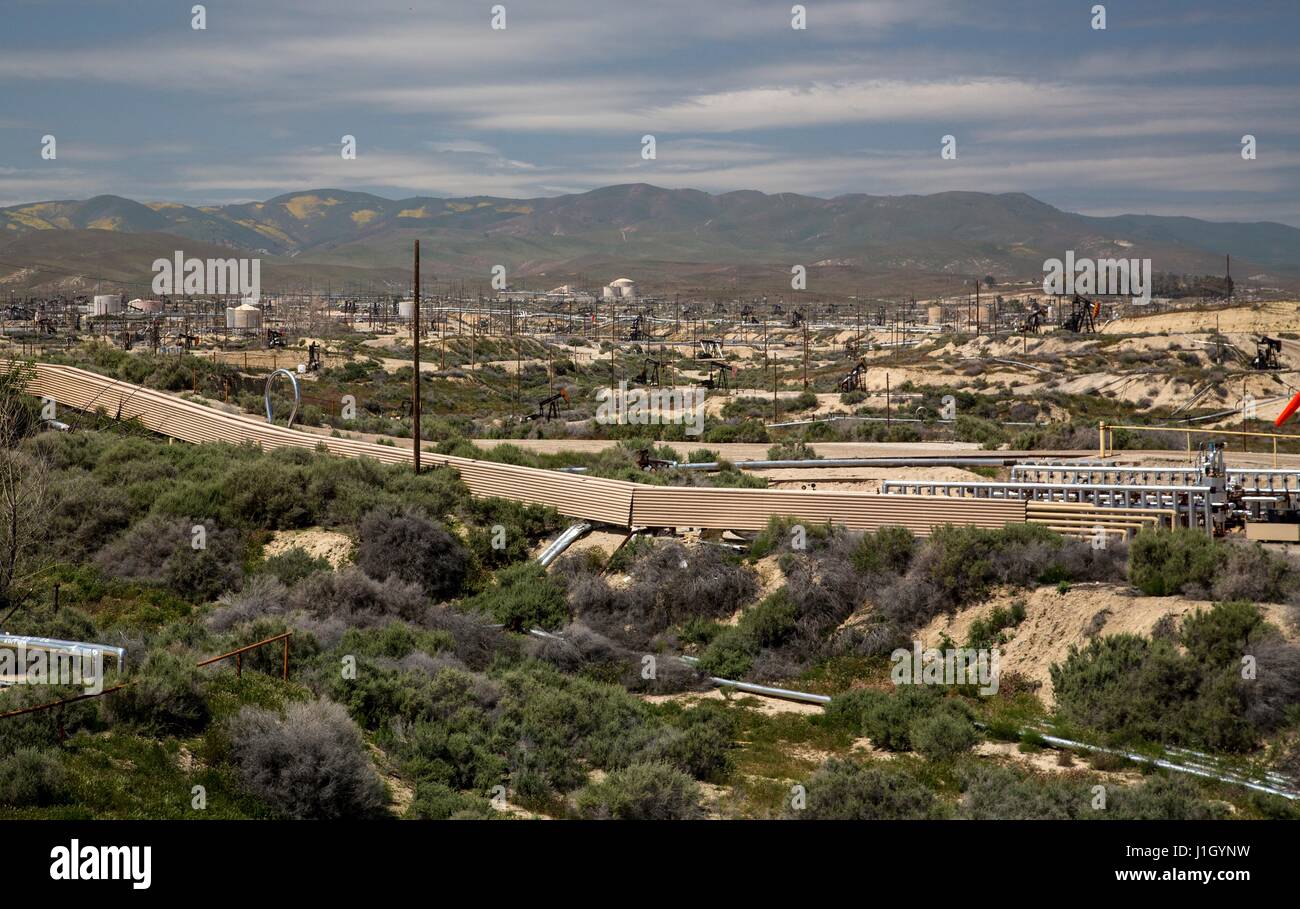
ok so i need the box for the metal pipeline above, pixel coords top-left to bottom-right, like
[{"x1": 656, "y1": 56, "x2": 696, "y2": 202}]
[
  {"x1": 264, "y1": 367, "x2": 301, "y2": 428},
  {"x1": 674, "y1": 457, "x2": 1016, "y2": 471},
  {"x1": 536, "y1": 522, "x2": 593, "y2": 567},
  {"x1": 0, "y1": 633, "x2": 127, "y2": 675}
]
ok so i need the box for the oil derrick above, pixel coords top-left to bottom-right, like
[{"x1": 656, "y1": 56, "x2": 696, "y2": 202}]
[
  {"x1": 306, "y1": 341, "x2": 323, "y2": 373},
  {"x1": 1250, "y1": 335, "x2": 1282, "y2": 371},
  {"x1": 626, "y1": 314, "x2": 646, "y2": 341},
  {"x1": 694, "y1": 337, "x2": 723, "y2": 360},
  {"x1": 788, "y1": 309, "x2": 804, "y2": 328},
  {"x1": 1060, "y1": 294, "x2": 1098, "y2": 333},
  {"x1": 525, "y1": 387, "x2": 570, "y2": 422},
  {"x1": 701, "y1": 362, "x2": 733, "y2": 391},
  {"x1": 1020, "y1": 306, "x2": 1043, "y2": 334},
  {"x1": 839, "y1": 359, "x2": 868, "y2": 393},
  {"x1": 634, "y1": 356, "x2": 664, "y2": 387}
]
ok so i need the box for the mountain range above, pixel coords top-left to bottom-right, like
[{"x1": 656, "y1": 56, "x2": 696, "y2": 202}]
[{"x1": 2, "y1": 184, "x2": 1296, "y2": 296}]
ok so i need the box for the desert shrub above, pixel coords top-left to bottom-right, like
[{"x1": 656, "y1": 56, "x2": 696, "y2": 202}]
[
  {"x1": 256, "y1": 548, "x2": 332, "y2": 587},
  {"x1": 821, "y1": 689, "x2": 881, "y2": 734},
  {"x1": 1128, "y1": 528, "x2": 1225, "y2": 596},
  {"x1": 767, "y1": 439, "x2": 820, "y2": 460},
  {"x1": 0, "y1": 684, "x2": 100, "y2": 751},
  {"x1": 959, "y1": 765, "x2": 1226, "y2": 820},
  {"x1": 227, "y1": 699, "x2": 389, "y2": 819},
  {"x1": 860, "y1": 685, "x2": 942, "y2": 751},
  {"x1": 641, "y1": 703, "x2": 738, "y2": 782},
  {"x1": 406, "y1": 781, "x2": 495, "y2": 820},
  {"x1": 910, "y1": 705, "x2": 979, "y2": 761},
  {"x1": 464, "y1": 498, "x2": 562, "y2": 568},
  {"x1": 1048, "y1": 603, "x2": 1295, "y2": 752},
  {"x1": 95, "y1": 515, "x2": 243, "y2": 602},
  {"x1": 569, "y1": 541, "x2": 757, "y2": 646},
  {"x1": 44, "y1": 472, "x2": 136, "y2": 563},
  {"x1": 1105, "y1": 775, "x2": 1230, "y2": 820},
  {"x1": 490, "y1": 663, "x2": 664, "y2": 797},
  {"x1": 573, "y1": 762, "x2": 703, "y2": 819},
  {"x1": 289, "y1": 567, "x2": 428, "y2": 630},
  {"x1": 356, "y1": 507, "x2": 471, "y2": 601},
  {"x1": 1241, "y1": 635, "x2": 1300, "y2": 733},
  {"x1": 696, "y1": 626, "x2": 758, "y2": 679},
  {"x1": 748, "y1": 516, "x2": 836, "y2": 559},
  {"x1": 1181, "y1": 600, "x2": 1264, "y2": 668},
  {"x1": 789, "y1": 759, "x2": 945, "y2": 820},
  {"x1": 852, "y1": 526, "x2": 915, "y2": 576},
  {"x1": 0, "y1": 748, "x2": 70, "y2": 807},
  {"x1": 966, "y1": 600, "x2": 1027, "y2": 649},
  {"x1": 464, "y1": 562, "x2": 567, "y2": 631},
  {"x1": 207, "y1": 574, "x2": 288, "y2": 632},
  {"x1": 102, "y1": 649, "x2": 210, "y2": 735},
  {"x1": 1210, "y1": 543, "x2": 1292, "y2": 602}
]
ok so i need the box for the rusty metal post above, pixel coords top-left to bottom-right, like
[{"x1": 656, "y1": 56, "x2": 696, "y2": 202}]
[{"x1": 282, "y1": 636, "x2": 289, "y2": 681}]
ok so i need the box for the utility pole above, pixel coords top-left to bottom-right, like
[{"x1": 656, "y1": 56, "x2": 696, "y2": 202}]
[{"x1": 412, "y1": 240, "x2": 421, "y2": 474}]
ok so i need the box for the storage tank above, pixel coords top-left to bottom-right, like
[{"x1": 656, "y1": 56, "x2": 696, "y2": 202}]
[
  {"x1": 130, "y1": 298, "x2": 163, "y2": 314},
  {"x1": 927, "y1": 304, "x2": 943, "y2": 324},
  {"x1": 92, "y1": 294, "x2": 123, "y2": 316},
  {"x1": 397, "y1": 299, "x2": 416, "y2": 320},
  {"x1": 225, "y1": 306, "x2": 238, "y2": 329},
  {"x1": 232, "y1": 303, "x2": 262, "y2": 330}
]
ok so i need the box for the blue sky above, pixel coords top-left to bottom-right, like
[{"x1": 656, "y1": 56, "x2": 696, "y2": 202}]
[{"x1": 2, "y1": 0, "x2": 1298, "y2": 223}]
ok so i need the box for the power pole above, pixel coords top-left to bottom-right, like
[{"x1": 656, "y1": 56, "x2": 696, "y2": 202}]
[{"x1": 412, "y1": 240, "x2": 421, "y2": 474}]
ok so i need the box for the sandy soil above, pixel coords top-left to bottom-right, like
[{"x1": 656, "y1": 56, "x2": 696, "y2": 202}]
[
  {"x1": 641, "y1": 688, "x2": 824, "y2": 716},
  {"x1": 263, "y1": 527, "x2": 353, "y2": 568},
  {"x1": 1104, "y1": 302, "x2": 1300, "y2": 335},
  {"x1": 915, "y1": 583, "x2": 1299, "y2": 706}
]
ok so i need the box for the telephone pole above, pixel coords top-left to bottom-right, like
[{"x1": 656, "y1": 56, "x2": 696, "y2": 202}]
[{"x1": 412, "y1": 240, "x2": 421, "y2": 474}]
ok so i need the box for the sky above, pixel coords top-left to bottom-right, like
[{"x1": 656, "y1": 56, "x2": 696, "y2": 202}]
[{"x1": 1, "y1": 0, "x2": 1298, "y2": 224}]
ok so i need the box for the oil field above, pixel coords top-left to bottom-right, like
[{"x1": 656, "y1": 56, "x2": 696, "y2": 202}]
[{"x1": 2, "y1": 0, "x2": 1300, "y2": 890}]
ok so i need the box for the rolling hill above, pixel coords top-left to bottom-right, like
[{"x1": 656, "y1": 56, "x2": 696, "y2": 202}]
[{"x1": 2, "y1": 184, "x2": 1297, "y2": 296}]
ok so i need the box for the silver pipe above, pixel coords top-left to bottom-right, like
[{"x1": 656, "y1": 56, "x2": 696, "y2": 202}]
[
  {"x1": 264, "y1": 367, "x2": 301, "y2": 428},
  {"x1": 536, "y1": 521, "x2": 593, "y2": 567},
  {"x1": 678, "y1": 655, "x2": 831, "y2": 704},
  {"x1": 0, "y1": 633, "x2": 127, "y2": 674}
]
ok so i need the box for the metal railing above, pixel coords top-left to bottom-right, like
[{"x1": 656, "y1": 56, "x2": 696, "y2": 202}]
[{"x1": 196, "y1": 631, "x2": 293, "y2": 680}]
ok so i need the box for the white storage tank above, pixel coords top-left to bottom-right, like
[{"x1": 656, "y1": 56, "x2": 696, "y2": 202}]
[
  {"x1": 398, "y1": 299, "x2": 416, "y2": 320},
  {"x1": 232, "y1": 303, "x2": 262, "y2": 330},
  {"x1": 225, "y1": 306, "x2": 238, "y2": 329},
  {"x1": 93, "y1": 294, "x2": 123, "y2": 316}
]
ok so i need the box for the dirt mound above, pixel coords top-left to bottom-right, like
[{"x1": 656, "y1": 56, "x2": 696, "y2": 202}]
[
  {"x1": 263, "y1": 527, "x2": 353, "y2": 568},
  {"x1": 916, "y1": 584, "x2": 1298, "y2": 706}
]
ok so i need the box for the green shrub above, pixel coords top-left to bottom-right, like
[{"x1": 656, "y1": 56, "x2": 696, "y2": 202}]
[
  {"x1": 406, "y1": 781, "x2": 495, "y2": 819},
  {"x1": 464, "y1": 562, "x2": 568, "y2": 631},
  {"x1": 789, "y1": 759, "x2": 945, "y2": 820},
  {"x1": 102, "y1": 649, "x2": 210, "y2": 735},
  {"x1": 1128, "y1": 528, "x2": 1225, "y2": 596},
  {"x1": 861, "y1": 685, "x2": 942, "y2": 751},
  {"x1": 573, "y1": 762, "x2": 703, "y2": 819},
  {"x1": 256, "y1": 548, "x2": 332, "y2": 586},
  {"x1": 0, "y1": 748, "x2": 70, "y2": 807},
  {"x1": 851, "y1": 526, "x2": 916, "y2": 576},
  {"x1": 910, "y1": 705, "x2": 979, "y2": 761}
]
